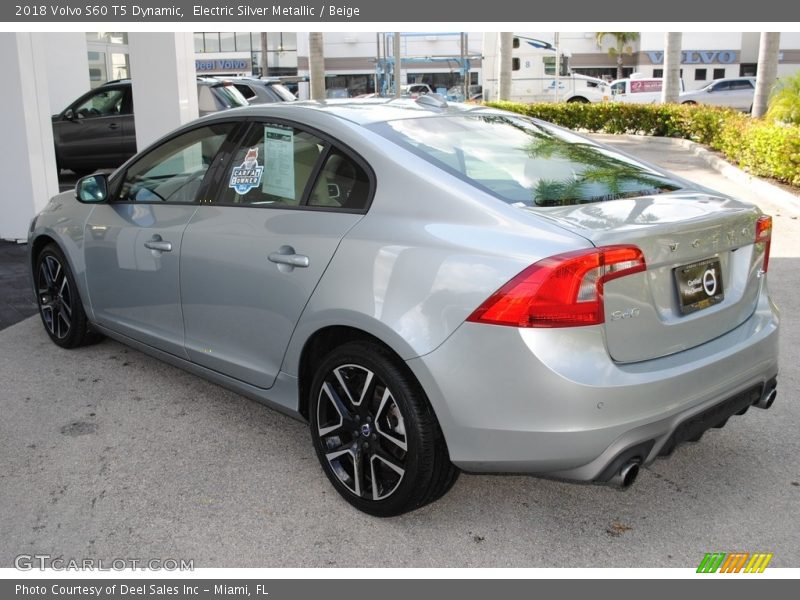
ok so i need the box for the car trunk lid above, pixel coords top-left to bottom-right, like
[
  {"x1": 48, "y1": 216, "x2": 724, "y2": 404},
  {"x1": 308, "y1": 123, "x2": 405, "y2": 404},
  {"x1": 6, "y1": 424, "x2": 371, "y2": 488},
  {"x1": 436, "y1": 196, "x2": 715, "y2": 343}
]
[{"x1": 526, "y1": 193, "x2": 767, "y2": 363}]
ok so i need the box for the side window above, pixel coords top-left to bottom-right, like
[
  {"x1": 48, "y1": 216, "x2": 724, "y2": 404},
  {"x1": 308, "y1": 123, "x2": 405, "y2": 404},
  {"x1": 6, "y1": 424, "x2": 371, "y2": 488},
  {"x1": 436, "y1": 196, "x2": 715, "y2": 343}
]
[
  {"x1": 74, "y1": 88, "x2": 125, "y2": 119},
  {"x1": 308, "y1": 149, "x2": 371, "y2": 210},
  {"x1": 115, "y1": 123, "x2": 235, "y2": 204},
  {"x1": 234, "y1": 83, "x2": 256, "y2": 100},
  {"x1": 197, "y1": 85, "x2": 219, "y2": 113},
  {"x1": 219, "y1": 123, "x2": 324, "y2": 206},
  {"x1": 711, "y1": 81, "x2": 730, "y2": 92}
]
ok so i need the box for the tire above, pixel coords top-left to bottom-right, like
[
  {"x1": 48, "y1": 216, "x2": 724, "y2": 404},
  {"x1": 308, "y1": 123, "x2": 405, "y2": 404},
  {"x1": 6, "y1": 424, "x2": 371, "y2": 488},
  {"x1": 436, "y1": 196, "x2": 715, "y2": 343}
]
[
  {"x1": 682, "y1": 101, "x2": 697, "y2": 105},
  {"x1": 35, "y1": 243, "x2": 100, "y2": 349},
  {"x1": 567, "y1": 96, "x2": 589, "y2": 104},
  {"x1": 309, "y1": 341, "x2": 458, "y2": 517}
]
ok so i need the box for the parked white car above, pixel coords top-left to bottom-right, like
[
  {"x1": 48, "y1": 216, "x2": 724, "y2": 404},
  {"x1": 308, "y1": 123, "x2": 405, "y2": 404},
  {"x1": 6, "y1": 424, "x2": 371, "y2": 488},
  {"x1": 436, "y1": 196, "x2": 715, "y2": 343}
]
[{"x1": 679, "y1": 77, "x2": 756, "y2": 112}]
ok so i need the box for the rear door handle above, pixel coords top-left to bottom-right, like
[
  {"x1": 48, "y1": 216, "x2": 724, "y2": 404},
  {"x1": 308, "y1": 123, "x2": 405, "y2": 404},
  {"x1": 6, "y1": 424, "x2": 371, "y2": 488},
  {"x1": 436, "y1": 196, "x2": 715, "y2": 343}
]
[
  {"x1": 108, "y1": 123, "x2": 119, "y2": 130},
  {"x1": 268, "y1": 252, "x2": 309, "y2": 268},
  {"x1": 144, "y1": 236, "x2": 172, "y2": 252}
]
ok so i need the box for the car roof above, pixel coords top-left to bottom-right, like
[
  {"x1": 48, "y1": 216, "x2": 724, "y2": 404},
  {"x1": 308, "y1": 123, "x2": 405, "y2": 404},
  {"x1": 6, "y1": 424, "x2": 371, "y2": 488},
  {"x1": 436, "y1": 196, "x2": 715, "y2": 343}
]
[
  {"x1": 220, "y1": 98, "x2": 490, "y2": 126},
  {"x1": 704, "y1": 77, "x2": 756, "y2": 85},
  {"x1": 100, "y1": 77, "x2": 229, "y2": 87},
  {"x1": 222, "y1": 76, "x2": 285, "y2": 85}
]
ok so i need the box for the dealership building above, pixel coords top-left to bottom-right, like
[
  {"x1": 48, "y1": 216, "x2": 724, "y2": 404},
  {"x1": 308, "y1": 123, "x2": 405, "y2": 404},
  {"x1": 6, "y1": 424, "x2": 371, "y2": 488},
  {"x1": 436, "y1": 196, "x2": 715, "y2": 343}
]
[
  {"x1": 39, "y1": 31, "x2": 800, "y2": 109},
  {"x1": 75, "y1": 31, "x2": 800, "y2": 100}
]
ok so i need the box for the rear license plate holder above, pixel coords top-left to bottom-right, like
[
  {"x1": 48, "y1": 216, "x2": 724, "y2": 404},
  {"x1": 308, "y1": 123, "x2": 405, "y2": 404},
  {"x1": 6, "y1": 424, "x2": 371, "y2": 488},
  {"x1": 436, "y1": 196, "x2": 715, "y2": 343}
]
[{"x1": 674, "y1": 257, "x2": 724, "y2": 315}]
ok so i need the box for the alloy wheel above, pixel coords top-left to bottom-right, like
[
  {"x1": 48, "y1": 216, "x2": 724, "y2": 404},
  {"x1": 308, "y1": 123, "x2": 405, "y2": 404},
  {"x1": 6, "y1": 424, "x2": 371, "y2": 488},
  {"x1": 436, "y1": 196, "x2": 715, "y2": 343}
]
[
  {"x1": 37, "y1": 254, "x2": 73, "y2": 340},
  {"x1": 316, "y1": 364, "x2": 408, "y2": 501}
]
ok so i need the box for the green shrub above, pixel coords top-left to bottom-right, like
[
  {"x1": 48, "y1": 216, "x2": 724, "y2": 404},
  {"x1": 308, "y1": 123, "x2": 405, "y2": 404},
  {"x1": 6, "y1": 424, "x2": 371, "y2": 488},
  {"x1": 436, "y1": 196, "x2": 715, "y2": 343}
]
[
  {"x1": 485, "y1": 101, "x2": 800, "y2": 187},
  {"x1": 767, "y1": 70, "x2": 800, "y2": 126}
]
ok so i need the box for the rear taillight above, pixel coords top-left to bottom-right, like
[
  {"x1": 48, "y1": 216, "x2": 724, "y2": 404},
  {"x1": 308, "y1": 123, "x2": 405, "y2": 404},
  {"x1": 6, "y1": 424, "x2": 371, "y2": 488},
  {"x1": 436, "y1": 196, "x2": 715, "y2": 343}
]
[
  {"x1": 467, "y1": 245, "x2": 646, "y2": 328},
  {"x1": 755, "y1": 215, "x2": 772, "y2": 273}
]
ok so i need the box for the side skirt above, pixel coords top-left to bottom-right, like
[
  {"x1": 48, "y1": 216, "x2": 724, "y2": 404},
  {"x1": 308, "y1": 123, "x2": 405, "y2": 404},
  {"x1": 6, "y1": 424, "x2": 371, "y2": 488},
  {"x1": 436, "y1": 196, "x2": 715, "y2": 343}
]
[{"x1": 92, "y1": 323, "x2": 305, "y2": 423}]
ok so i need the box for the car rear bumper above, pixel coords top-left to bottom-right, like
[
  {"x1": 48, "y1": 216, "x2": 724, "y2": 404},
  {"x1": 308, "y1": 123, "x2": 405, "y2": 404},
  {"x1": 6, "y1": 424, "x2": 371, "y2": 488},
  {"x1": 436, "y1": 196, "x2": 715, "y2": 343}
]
[{"x1": 406, "y1": 289, "x2": 779, "y2": 481}]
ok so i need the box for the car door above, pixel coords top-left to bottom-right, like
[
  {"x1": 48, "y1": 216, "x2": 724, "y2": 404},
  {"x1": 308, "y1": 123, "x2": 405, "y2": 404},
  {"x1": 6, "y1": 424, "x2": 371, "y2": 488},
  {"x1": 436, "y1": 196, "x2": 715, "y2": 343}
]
[
  {"x1": 705, "y1": 80, "x2": 731, "y2": 106},
  {"x1": 728, "y1": 79, "x2": 755, "y2": 111},
  {"x1": 52, "y1": 85, "x2": 127, "y2": 171},
  {"x1": 179, "y1": 120, "x2": 373, "y2": 389},
  {"x1": 83, "y1": 121, "x2": 241, "y2": 357}
]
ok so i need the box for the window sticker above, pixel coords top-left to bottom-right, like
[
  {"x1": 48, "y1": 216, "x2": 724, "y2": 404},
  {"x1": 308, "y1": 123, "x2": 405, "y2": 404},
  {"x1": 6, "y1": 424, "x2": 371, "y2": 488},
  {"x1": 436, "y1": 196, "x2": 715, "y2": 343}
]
[
  {"x1": 229, "y1": 147, "x2": 264, "y2": 195},
  {"x1": 263, "y1": 126, "x2": 295, "y2": 199}
]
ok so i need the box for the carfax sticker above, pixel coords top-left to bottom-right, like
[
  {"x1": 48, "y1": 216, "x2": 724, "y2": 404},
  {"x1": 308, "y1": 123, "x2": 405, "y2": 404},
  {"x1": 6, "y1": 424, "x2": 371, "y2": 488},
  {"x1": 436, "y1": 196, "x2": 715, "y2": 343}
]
[{"x1": 228, "y1": 147, "x2": 264, "y2": 195}]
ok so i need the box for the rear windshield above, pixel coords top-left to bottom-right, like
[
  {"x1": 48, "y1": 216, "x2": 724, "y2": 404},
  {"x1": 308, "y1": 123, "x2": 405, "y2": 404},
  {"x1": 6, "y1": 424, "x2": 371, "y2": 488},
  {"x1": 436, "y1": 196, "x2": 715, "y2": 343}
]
[{"x1": 371, "y1": 113, "x2": 682, "y2": 207}]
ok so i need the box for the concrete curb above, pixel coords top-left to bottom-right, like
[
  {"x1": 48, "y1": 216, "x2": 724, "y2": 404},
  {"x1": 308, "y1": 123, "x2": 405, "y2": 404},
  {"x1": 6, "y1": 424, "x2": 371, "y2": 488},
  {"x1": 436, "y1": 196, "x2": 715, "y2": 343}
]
[{"x1": 594, "y1": 133, "x2": 800, "y2": 213}]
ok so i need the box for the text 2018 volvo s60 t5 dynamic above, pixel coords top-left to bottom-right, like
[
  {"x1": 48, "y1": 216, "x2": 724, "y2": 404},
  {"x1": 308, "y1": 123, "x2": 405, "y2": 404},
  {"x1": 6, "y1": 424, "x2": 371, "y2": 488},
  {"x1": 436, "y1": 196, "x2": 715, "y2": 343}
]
[{"x1": 29, "y1": 97, "x2": 779, "y2": 516}]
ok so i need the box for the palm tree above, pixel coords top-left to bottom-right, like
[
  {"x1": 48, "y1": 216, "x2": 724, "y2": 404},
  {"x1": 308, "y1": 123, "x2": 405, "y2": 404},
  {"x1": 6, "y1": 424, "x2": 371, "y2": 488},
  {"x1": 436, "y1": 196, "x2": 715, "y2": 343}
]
[
  {"x1": 767, "y1": 70, "x2": 800, "y2": 124},
  {"x1": 595, "y1": 32, "x2": 640, "y2": 80},
  {"x1": 661, "y1": 32, "x2": 682, "y2": 104},
  {"x1": 498, "y1": 32, "x2": 513, "y2": 101},
  {"x1": 309, "y1": 32, "x2": 325, "y2": 101},
  {"x1": 260, "y1": 32, "x2": 268, "y2": 77},
  {"x1": 752, "y1": 32, "x2": 781, "y2": 118}
]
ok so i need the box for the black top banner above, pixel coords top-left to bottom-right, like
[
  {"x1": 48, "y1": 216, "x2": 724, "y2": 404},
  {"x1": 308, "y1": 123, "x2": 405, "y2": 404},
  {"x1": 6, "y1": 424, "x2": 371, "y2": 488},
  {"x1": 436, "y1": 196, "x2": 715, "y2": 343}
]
[{"x1": 2, "y1": 0, "x2": 800, "y2": 22}]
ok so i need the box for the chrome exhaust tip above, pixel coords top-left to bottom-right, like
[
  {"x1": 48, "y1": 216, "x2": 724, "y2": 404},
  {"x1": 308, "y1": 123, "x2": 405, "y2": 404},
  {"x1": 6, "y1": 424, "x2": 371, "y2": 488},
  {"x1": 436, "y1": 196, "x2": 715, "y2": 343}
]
[
  {"x1": 609, "y1": 461, "x2": 640, "y2": 489},
  {"x1": 755, "y1": 387, "x2": 777, "y2": 410}
]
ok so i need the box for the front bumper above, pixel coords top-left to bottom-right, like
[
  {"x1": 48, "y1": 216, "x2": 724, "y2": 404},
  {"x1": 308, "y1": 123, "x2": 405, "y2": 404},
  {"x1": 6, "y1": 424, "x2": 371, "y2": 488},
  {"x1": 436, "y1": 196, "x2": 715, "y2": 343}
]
[{"x1": 406, "y1": 290, "x2": 779, "y2": 481}]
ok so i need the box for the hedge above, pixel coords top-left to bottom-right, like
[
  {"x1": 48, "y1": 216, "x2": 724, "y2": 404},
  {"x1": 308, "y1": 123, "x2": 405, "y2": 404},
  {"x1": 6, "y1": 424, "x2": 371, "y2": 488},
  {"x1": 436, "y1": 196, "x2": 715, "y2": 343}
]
[{"x1": 485, "y1": 101, "x2": 800, "y2": 187}]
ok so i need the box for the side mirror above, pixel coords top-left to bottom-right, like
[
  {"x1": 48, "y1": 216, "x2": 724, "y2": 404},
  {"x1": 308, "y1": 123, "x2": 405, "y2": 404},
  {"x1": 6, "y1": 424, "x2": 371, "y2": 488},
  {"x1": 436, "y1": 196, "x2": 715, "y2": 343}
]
[
  {"x1": 64, "y1": 108, "x2": 77, "y2": 121},
  {"x1": 75, "y1": 173, "x2": 109, "y2": 203}
]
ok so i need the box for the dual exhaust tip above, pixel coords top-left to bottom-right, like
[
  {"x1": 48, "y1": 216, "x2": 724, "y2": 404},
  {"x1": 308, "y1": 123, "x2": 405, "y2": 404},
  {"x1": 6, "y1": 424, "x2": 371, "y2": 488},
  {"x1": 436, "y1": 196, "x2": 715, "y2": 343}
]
[
  {"x1": 755, "y1": 386, "x2": 777, "y2": 410},
  {"x1": 609, "y1": 461, "x2": 640, "y2": 489},
  {"x1": 608, "y1": 381, "x2": 777, "y2": 489}
]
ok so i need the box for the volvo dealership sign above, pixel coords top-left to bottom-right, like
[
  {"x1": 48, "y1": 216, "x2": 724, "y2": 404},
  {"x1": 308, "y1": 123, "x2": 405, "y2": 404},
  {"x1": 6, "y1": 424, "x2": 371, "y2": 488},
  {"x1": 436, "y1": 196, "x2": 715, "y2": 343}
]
[
  {"x1": 644, "y1": 50, "x2": 739, "y2": 64},
  {"x1": 196, "y1": 58, "x2": 252, "y2": 74}
]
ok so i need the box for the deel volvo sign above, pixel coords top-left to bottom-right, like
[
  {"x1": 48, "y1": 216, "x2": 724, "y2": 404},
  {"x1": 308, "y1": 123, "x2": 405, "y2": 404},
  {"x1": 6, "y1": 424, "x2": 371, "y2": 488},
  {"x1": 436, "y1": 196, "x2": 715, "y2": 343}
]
[{"x1": 196, "y1": 58, "x2": 252, "y2": 74}]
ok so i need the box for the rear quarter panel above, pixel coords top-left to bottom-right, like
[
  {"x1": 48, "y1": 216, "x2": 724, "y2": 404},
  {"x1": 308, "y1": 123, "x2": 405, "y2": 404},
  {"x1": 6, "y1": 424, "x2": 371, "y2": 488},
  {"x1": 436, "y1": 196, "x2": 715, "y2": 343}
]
[{"x1": 279, "y1": 121, "x2": 590, "y2": 374}]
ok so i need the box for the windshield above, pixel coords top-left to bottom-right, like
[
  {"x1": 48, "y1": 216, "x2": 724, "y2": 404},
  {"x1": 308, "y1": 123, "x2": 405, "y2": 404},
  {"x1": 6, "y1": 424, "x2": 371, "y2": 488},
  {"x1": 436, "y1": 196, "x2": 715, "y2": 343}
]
[{"x1": 371, "y1": 114, "x2": 681, "y2": 207}]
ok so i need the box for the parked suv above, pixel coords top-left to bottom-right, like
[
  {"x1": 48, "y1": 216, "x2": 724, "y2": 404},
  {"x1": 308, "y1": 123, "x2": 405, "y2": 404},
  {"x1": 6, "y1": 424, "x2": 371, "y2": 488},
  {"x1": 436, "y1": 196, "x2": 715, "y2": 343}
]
[
  {"x1": 52, "y1": 78, "x2": 248, "y2": 175},
  {"x1": 222, "y1": 76, "x2": 297, "y2": 104},
  {"x1": 679, "y1": 77, "x2": 756, "y2": 112}
]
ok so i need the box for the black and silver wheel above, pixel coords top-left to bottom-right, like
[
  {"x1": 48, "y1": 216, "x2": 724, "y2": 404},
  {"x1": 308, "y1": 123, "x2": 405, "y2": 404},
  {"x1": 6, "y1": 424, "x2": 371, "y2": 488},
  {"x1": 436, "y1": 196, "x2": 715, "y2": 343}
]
[
  {"x1": 309, "y1": 341, "x2": 458, "y2": 517},
  {"x1": 35, "y1": 243, "x2": 99, "y2": 348}
]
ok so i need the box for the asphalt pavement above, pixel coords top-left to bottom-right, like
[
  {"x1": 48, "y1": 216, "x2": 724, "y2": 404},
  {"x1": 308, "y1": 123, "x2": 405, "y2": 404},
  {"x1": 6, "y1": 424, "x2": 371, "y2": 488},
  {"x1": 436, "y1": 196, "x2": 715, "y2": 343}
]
[{"x1": 1, "y1": 141, "x2": 798, "y2": 568}]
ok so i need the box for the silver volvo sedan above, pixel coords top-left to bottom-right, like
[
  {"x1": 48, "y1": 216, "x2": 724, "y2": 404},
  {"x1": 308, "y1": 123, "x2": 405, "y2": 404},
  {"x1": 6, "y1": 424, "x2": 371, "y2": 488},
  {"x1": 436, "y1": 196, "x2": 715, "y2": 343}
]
[{"x1": 28, "y1": 98, "x2": 779, "y2": 516}]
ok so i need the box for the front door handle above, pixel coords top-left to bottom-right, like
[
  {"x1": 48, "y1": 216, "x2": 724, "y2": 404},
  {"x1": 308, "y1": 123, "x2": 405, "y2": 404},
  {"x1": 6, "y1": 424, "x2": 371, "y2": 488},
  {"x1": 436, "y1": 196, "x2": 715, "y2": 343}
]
[
  {"x1": 268, "y1": 251, "x2": 309, "y2": 268},
  {"x1": 144, "y1": 236, "x2": 172, "y2": 252},
  {"x1": 108, "y1": 123, "x2": 119, "y2": 130}
]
